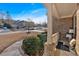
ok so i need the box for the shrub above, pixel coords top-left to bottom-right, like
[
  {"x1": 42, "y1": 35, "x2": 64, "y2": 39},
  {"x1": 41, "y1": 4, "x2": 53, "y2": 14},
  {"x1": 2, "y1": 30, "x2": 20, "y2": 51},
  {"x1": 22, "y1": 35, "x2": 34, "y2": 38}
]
[
  {"x1": 22, "y1": 36, "x2": 40, "y2": 56},
  {"x1": 37, "y1": 32, "x2": 47, "y2": 55},
  {"x1": 37, "y1": 32, "x2": 47, "y2": 48},
  {"x1": 22, "y1": 32, "x2": 47, "y2": 56}
]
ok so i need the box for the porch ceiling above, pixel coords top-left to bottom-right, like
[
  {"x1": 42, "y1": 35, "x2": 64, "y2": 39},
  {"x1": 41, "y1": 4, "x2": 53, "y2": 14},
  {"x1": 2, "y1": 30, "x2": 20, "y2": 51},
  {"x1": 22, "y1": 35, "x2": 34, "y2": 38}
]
[
  {"x1": 55, "y1": 3, "x2": 77, "y2": 18},
  {"x1": 44, "y1": 3, "x2": 77, "y2": 19}
]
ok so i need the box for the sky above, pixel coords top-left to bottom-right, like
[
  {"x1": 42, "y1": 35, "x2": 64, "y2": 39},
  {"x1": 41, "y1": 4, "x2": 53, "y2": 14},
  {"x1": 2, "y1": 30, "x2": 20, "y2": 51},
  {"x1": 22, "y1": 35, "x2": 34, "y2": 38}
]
[{"x1": 0, "y1": 3, "x2": 48, "y2": 24}]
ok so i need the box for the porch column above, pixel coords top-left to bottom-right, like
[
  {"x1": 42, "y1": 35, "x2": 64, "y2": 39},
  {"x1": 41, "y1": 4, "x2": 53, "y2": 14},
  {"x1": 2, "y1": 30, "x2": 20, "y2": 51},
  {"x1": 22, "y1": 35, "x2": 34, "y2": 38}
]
[
  {"x1": 43, "y1": 4, "x2": 55, "y2": 56},
  {"x1": 76, "y1": 9, "x2": 79, "y2": 55},
  {"x1": 47, "y1": 3, "x2": 53, "y2": 43}
]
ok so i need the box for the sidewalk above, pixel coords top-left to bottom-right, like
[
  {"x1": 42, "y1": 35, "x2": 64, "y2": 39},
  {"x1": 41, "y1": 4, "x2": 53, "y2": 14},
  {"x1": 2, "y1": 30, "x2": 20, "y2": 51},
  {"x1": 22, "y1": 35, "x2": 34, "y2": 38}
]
[{"x1": 0, "y1": 40, "x2": 23, "y2": 56}]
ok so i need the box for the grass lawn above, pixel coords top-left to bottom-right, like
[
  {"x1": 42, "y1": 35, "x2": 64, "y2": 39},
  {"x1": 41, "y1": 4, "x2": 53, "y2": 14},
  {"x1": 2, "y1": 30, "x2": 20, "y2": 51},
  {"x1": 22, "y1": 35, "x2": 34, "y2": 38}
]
[{"x1": 0, "y1": 32, "x2": 39, "y2": 53}]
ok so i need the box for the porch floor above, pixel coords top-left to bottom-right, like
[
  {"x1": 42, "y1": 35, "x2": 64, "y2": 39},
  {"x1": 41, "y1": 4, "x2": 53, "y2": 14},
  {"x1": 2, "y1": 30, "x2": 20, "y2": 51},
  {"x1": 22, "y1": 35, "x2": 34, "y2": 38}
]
[
  {"x1": 55, "y1": 38, "x2": 77, "y2": 56},
  {"x1": 54, "y1": 49, "x2": 77, "y2": 56}
]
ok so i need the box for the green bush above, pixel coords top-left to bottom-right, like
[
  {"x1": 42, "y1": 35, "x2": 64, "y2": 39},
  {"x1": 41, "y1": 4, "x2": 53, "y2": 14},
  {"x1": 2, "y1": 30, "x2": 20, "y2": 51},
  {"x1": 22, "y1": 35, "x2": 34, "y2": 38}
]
[
  {"x1": 37, "y1": 32, "x2": 47, "y2": 55},
  {"x1": 22, "y1": 36, "x2": 40, "y2": 56},
  {"x1": 22, "y1": 32, "x2": 47, "y2": 56},
  {"x1": 37, "y1": 32, "x2": 47, "y2": 48}
]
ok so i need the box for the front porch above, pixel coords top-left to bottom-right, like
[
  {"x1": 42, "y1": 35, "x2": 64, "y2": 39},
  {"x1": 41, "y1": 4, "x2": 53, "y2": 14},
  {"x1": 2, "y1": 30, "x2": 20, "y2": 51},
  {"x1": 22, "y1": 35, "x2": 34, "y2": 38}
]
[{"x1": 43, "y1": 3, "x2": 79, "y2": 56}]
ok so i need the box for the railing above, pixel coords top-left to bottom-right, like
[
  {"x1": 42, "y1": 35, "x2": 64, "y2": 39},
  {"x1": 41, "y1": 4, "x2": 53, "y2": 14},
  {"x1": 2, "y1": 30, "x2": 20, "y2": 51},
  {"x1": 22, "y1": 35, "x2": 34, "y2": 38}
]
[
  {"x1": 51, "y1": 32, "x2": 59, "y2": 46},
  {"x1": 43, "y1": 32, "x2": 59, "y2": 56}
]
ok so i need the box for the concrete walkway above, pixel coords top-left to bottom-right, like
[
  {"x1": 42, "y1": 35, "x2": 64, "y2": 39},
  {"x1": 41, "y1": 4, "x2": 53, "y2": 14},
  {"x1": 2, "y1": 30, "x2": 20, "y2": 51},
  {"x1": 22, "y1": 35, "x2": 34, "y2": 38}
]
[{"x1": 0, "y1": 40, "x2": 23, "y2": 56}]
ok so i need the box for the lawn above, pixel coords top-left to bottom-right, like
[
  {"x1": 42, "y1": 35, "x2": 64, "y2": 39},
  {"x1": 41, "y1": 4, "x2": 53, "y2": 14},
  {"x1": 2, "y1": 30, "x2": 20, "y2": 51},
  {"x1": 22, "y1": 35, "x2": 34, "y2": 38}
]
[{"x1": 0, "y1": 32, "x2": 39, "y2": 53}]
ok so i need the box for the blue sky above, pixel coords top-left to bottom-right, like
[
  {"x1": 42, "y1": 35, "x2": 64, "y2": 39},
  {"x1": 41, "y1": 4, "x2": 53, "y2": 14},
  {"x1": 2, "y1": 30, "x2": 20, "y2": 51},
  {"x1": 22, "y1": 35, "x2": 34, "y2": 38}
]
[{"x1": 0, "y1": 3, "x2": 48, "y2": 24}]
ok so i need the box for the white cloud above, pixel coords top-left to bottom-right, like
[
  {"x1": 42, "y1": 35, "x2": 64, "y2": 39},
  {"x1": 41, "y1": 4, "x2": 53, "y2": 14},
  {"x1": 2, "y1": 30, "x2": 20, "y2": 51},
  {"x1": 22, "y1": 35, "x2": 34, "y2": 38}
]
[
  {"x1": 31, "y1": 8, "x2": 46, "y2": 14},
  {"x1": 31, "y1": 15, "x2": 47, "y2": 24},
  {"x1": 13, "y1": 14, "x2": 47, "y2": 24},
  {"x1": 12, "y1": 8, "x2": 47, "y2": 24}
]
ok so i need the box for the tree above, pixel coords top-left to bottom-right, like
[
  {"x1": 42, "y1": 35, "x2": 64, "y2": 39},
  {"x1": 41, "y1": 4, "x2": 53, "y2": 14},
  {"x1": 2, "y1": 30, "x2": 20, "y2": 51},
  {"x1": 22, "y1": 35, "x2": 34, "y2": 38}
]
[
  {"x1": 26, "y1": 18, "x2": 35, "y2": 33},
  {"x1": 3, "y1": 23, "x2": 12, "y2": 29},
  {"x1": 41, "y1": 22, "x2": 47, "y2": 27}
]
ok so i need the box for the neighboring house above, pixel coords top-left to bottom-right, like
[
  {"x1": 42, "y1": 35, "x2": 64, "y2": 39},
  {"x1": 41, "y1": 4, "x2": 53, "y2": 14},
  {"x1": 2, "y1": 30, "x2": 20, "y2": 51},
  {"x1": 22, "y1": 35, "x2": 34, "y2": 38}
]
[
  {"x1": 43, "y1": 3, "x2": 79, "y2": 56},
  {"x1": 14, "y1": 20, "x2": 35, "y2": 30}
]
